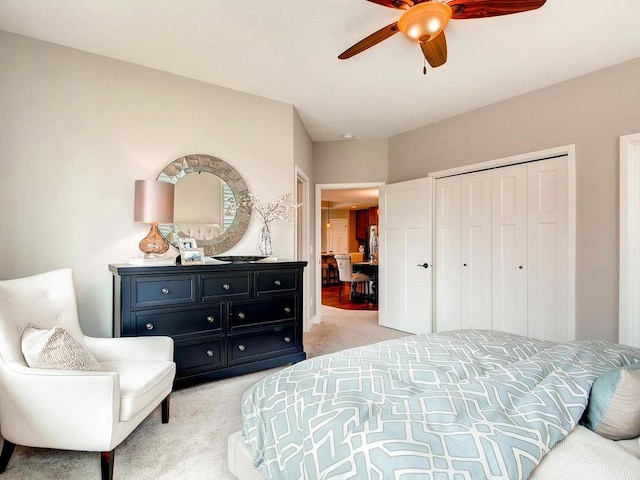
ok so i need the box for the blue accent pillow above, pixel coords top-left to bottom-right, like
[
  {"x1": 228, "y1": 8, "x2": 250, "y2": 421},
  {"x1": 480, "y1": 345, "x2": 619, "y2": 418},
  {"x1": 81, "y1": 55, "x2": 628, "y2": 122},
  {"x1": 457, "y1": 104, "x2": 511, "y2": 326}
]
[{"x1": 582, "y1": 362, "x2": 640, "y2": 440}]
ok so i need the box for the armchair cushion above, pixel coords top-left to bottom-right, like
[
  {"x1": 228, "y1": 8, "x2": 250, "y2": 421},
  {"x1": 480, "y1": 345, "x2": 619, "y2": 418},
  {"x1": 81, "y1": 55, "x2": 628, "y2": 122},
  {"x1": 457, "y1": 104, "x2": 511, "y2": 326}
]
[
  {"x1": 102, "y1": 360, "x2": 175, "y2": 421},
  {"x1": 21, "y1": 324, "x2": 102, "y2": 371}
]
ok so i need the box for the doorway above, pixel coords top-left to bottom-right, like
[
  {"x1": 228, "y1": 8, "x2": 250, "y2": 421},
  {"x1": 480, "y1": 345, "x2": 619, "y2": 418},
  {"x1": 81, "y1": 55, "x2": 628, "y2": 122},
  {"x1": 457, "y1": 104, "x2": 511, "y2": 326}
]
[{"x1": 315, "y1": 182, "x2": 384, "y2": 324}]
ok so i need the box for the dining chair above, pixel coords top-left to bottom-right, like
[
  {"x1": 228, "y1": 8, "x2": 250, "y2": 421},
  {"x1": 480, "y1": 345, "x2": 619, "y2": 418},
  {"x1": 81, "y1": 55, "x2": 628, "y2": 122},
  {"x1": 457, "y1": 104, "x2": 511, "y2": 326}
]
[{"x1": 334, "y1": 254, "x2": 370, "y2": 301}]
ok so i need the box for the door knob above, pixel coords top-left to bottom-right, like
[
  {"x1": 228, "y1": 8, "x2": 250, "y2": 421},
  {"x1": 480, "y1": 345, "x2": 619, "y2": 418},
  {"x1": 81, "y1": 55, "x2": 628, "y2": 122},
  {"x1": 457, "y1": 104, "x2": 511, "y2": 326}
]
[{"x1": 416, "y1": 263, "x2": 430, "y2": 269}]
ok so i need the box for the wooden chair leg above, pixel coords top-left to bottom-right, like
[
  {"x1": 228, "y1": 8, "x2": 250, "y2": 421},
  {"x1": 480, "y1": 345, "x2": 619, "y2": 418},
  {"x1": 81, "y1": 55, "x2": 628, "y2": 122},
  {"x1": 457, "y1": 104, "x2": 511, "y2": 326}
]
[
  {"x1": 161, "y1": 394, "x2": 170, "y2": 424},
  {"x1": 338, "y1": 282, "x2": 343, "y2": 300},
  {"x1": 101, "y1": 450, "x2": 114, "y2": 480},
  {"x1": 0, "y1": 440, "x2": 16, "y2": 474}
]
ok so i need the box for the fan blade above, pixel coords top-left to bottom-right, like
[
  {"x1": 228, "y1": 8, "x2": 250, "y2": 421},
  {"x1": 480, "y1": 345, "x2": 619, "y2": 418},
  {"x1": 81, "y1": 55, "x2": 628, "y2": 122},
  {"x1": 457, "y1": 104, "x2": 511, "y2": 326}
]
[
  {"x1": 366, "y1": 0, "x2": 414, "y2": 9},
  {"x1": 338, "y1": 22, "x2": 400, "y2": 59},
  {"x1": 420, "y1": 31, "x2": 447, "y2": 68},
  {"x1": 449, "y1": 0, "x2": 546, "y2": 19}
]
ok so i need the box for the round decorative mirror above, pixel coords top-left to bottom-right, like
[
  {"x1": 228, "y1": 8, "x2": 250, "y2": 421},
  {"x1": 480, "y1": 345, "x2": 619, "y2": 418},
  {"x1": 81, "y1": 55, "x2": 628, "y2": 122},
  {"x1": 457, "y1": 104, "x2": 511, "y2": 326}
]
[{"x1": 157, "y1": 154, "x2": 251, "y2": 256}]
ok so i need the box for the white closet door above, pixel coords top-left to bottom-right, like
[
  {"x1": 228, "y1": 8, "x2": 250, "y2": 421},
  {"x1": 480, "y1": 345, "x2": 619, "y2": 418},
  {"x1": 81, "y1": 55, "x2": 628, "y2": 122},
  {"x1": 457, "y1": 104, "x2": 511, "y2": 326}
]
[
  {"x1": 527, "y1": 157, "x2": 569, "y2": 342},
  {"x1": 492, "y1": 164, "x2": 528, "y2": 336},
  {"x1": 461, "y1": 171, "x2": 492, "y2": 330},
  {"x1": 435, "y1": 176, "x2": 462, "y2": 331}
]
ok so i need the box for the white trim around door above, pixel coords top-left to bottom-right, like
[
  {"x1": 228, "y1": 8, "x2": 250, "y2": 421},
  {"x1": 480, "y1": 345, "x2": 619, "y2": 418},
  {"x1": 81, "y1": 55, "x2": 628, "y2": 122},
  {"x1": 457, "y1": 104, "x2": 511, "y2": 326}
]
[
  {"x1": 294, "y1": 166, "x2": 312, "y2": 331},
  {"x1": 619, "y1": 133, "x2": 640, "y2": 347}
]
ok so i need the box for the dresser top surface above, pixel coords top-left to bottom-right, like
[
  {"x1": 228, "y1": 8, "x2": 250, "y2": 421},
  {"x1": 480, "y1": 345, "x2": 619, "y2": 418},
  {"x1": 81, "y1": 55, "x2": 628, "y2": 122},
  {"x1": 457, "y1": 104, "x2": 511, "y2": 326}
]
[{"x1": 109, "y1": 259, "x2": 307, "y2": 276}]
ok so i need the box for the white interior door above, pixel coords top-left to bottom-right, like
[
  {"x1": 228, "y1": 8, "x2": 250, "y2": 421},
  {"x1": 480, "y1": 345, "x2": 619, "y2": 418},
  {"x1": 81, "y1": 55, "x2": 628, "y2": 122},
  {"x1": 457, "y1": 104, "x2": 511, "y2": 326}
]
[
  {"x1": 379, "y1": 178, "x2": 433, "y2": 334},
  {"x1": 328, "y1": 219, "x2": 347, "y2": 254},
  {"x1": 527, "y1": 157, "x2": 569, "y2": 342},
  {"x1": 461, "y1": 171, "x2": 492, "y2": 330},
  {"x1": 620, "y1": 133, "x2": 640, "y2": 347},
  {"x1": 435, "y1": 176, "x2": 462, "y2": 331},
  {"x1": 491, "y1": 164, "x2": 528, "y2": 336}
]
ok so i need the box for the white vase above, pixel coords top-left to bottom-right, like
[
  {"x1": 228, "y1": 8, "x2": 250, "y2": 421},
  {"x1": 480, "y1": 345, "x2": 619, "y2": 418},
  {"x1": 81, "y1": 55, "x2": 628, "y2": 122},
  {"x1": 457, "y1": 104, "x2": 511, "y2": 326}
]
[{"x1": 259, "y1": 223, "x2": 273, "y2": 256}]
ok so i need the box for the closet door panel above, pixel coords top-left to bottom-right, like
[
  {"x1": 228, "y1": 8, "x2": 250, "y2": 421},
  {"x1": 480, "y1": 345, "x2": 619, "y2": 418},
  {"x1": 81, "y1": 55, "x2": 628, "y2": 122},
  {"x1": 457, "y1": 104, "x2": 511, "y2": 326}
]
[
  {"x1": 492, "y1": 165, "x2": 528, "y2": 336},
  {"x1": 527, "y1": 157, "x2": 569, "y2": 342},
  {"x1": 461, "y1": 171, "x2": 492, "y2": 330},
  {"x1": 435, "y1": 176, "x2": 462, "y2": 331}
]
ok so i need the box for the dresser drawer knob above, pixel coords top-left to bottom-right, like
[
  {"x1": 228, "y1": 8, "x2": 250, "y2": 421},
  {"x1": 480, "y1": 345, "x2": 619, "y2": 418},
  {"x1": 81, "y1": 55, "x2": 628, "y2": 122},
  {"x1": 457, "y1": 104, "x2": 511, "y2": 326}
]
[
  {"x1": 283, "y1": 336, "x2": 291, "y2": 343},
  {"x1": 237, "y1": 312, "x2": 245, "y2": 319},
  {"x1": 237, "y1": 344, "x2": 246, "y2": 352},
  {"x1": 145, "y1": 323, "x2": 154, "y2": 331},
  {"x1": 161, "y1": 287, "x2": 170, "y2": 295},
  {"x1": 274, "y1": 279, "x2": 282, "y2": 286},
  {"x1": 222, "y1": 283, "x2": 231, "y2": 290},
  {"x1": 206, "y1": 315, "x2": 215, "y2": 323},
  {"x1": 283, "y1": 306, "x2": 291, "y2": 314},
  {"x1": 206, "y1": 349, "x2": 214, "y2": 357}
]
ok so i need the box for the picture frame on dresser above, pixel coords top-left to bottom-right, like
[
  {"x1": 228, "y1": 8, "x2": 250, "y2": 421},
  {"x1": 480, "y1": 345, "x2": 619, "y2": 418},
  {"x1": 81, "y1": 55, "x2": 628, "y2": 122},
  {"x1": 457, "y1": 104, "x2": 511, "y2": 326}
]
[
  {"x1": 178, "y1": 237, "x2": 197, "y2": 250},
  {"x1": 181, "y1": 248, "x2": 204, "y2": 266}
]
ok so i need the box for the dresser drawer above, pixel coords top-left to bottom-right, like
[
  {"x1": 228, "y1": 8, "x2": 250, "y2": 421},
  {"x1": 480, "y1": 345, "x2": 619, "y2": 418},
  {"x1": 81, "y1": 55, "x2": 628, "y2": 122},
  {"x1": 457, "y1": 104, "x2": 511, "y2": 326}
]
[
  {"x1": 229, "y1": 296, "x2": 296, "y2": 330},
  {"x1": 175, "y1": 336, "x2": 224, "y2": 372},
  {"x1": 229, "y1": 325, "x2": 297, "y2": 364},
  {"x1": 133, "y1": 275, "x2": 196, "y2": 308},
  {"x1": 255, "y1": 270, "x2": 298, "y2": 294},
  {"x1": 202, "y1": 273, "x2": 250, "y2": 300},
  {"x1": 134, "y1": 305, "x2": 222, "y2": 337}
]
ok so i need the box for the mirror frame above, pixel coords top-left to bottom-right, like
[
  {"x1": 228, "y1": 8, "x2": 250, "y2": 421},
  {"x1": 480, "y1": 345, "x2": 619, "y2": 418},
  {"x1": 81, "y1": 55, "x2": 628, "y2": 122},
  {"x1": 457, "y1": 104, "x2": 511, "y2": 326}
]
[{"x1": 157, "y1": 154, "x2": 251, "y2": 256}]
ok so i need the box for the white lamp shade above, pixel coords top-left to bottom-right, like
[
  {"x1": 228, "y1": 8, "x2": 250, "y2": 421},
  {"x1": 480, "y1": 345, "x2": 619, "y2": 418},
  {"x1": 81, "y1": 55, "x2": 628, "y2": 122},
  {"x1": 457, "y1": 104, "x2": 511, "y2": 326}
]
[{"x1": 134, "y1": 180, "x2": 175, "y2": 223}]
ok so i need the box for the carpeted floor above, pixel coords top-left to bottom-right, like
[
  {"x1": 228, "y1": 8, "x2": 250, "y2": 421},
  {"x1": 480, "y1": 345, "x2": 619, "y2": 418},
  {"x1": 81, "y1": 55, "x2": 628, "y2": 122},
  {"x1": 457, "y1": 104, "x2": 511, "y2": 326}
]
[{"x1": 0, "y1": 306, "x2": 408, "y2": 479}]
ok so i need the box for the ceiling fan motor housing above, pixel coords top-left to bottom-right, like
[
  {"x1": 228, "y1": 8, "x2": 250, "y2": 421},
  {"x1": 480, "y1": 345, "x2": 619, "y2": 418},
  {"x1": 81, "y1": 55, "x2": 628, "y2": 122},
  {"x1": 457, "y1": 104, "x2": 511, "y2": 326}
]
[{"x1": 397, "y1": 2, "x2": 453, "y2": 43}]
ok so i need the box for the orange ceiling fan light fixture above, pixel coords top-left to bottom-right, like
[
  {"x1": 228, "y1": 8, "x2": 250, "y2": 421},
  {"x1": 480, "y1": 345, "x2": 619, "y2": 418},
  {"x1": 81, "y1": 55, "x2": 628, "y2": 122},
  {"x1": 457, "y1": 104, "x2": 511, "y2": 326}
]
[{"x1": 398, "y1": 2, "x2": 452, "y2": 43}]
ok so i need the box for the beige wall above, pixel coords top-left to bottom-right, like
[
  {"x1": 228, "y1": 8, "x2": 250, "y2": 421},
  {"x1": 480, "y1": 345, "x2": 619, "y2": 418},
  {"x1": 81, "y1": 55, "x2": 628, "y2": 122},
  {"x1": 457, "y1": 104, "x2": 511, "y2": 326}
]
[
  {"x1": 389, "y1": 58, "x2": 640, "y2": 343},
  {"x1": 313, "y1": 139, "x2": 388, "y2": 184},
  {"x1": 0, "y1": 31, "x2": 305, "y2": 337}
]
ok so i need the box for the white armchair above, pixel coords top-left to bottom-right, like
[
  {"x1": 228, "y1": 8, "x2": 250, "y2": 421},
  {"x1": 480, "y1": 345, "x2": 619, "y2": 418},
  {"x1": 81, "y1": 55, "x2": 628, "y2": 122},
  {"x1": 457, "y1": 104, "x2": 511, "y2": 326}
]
[{"x1": 0, "y1": 269, "x2": 176, "y2": 480}]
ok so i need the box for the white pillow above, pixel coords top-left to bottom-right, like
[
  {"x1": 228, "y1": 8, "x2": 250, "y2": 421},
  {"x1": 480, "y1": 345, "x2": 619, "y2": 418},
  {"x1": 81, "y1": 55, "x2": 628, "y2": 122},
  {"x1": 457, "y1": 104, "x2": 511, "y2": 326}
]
[{"x1": 21, "y1": 324, "x2": 102, "y2": 371}]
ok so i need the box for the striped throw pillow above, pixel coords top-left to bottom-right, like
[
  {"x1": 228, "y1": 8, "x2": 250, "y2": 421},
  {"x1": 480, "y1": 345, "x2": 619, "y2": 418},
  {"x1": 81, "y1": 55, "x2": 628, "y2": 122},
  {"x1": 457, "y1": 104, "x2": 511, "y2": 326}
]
[{"x1": 21, "y1": 324, "x2": 102, "y2": 371}]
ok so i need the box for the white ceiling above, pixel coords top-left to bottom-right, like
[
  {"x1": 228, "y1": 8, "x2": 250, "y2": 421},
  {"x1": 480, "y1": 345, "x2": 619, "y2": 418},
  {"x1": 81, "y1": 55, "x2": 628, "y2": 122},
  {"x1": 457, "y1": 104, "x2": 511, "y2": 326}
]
[{"x1": 1, "y1": 0, "x2": 639, "y2": 142}]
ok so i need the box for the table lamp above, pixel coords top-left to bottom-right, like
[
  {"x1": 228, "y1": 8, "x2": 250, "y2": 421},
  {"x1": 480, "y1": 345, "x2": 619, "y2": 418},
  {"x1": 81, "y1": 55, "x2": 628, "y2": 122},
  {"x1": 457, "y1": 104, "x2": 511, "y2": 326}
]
[{"x1": 134, "y1": 180, "x2": 175, "y2": 257}]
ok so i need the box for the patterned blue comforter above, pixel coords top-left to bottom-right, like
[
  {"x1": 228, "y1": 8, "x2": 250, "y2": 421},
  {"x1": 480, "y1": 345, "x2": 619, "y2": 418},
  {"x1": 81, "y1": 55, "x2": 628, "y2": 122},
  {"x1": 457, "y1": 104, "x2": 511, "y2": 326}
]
[{"x1": 241, "y1": 330, "x2": 640, "y2": 480}]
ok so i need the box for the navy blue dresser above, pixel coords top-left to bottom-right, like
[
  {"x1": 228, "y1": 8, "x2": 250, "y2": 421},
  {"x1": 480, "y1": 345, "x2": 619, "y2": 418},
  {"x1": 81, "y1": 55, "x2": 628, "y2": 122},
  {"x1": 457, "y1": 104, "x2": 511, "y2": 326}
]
[{"x1": 109, "y1": 261, "x2": 307, "y2": 385}]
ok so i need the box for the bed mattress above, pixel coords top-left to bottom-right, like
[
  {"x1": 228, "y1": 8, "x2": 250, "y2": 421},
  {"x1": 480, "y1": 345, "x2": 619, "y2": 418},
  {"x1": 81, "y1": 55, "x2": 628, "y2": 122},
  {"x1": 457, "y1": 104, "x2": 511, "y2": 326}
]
[
  {"x1": 232, "y1": 330, "x2": 640, "y2": 479},
  {"x1": 228, "y1": 427, "x2": 640, "y2": 480}
]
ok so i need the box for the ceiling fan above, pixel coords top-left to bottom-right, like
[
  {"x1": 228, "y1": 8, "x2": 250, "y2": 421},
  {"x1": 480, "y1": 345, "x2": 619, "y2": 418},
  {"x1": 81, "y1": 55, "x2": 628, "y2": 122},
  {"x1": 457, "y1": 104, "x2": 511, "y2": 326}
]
[{"x1": 338, "y1": 0, "x2": 546, "y2": 73}]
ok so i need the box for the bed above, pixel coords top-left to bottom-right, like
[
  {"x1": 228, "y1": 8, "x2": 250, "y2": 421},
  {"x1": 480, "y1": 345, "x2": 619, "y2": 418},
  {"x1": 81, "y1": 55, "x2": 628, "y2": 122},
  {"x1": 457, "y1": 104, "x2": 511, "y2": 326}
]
[{"x1": 228, "y1": 330, "x2": 640, "y2": 479}]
